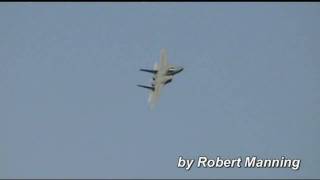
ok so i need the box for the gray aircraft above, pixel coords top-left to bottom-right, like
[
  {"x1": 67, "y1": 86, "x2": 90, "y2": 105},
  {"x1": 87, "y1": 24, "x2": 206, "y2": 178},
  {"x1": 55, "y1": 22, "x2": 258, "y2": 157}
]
[{"x1": 137, "y1": 49, "x2": 183, "y2": 108}]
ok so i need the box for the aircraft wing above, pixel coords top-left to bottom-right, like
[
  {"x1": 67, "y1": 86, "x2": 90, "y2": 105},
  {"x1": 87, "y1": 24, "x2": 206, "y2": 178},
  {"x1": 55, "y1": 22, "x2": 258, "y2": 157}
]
[
  {"x1": 158, "y1": 48, "x2": 168, "y2": 75},
  {"x1": 148, "y1": 81, "x2": 163, "y2": 109},
  {"x1": 147, "y1": 49, "x2": 169, "y2": 109}
]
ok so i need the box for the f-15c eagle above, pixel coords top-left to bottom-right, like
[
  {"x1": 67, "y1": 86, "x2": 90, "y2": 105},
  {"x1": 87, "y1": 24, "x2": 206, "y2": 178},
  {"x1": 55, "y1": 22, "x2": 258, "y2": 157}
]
[{"x1": 137, "y1": 49, "x2": 183, "y2": 108}]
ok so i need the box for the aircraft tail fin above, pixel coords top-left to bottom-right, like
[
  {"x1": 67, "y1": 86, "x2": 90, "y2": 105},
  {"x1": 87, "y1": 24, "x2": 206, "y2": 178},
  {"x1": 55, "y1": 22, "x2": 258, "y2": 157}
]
[
  {"x1": 137, "y1": 84, "x2": 155, "y2": 91},
  {"x1": 140, "y1": 69, "x2": 157, "y2": 74}
]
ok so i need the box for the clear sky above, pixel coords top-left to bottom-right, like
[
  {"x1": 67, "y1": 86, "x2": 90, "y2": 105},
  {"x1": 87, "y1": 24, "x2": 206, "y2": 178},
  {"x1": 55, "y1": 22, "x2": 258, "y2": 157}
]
[{"x1": 1, "y1": 2, "x2": 320, "y2": 179}]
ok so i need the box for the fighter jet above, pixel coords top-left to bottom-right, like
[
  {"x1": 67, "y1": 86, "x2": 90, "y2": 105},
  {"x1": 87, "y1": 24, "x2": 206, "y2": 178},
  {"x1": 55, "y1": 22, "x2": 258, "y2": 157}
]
[{"x1": 137, "y1": 49, "x2": 183, "y2": 108}]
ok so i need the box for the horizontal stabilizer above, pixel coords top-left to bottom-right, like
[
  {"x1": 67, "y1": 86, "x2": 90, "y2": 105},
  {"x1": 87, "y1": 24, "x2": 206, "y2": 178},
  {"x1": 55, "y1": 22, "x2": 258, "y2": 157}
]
[
  {"x1": 137, "y1": 84, "x2": 155, "y2": 91},
  {"x1": 140, "y1": 69, "x2": 157, "y2": 74}
]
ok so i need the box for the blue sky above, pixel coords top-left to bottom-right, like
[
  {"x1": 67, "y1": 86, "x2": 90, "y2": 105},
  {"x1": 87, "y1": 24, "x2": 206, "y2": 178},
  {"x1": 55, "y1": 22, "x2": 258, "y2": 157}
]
[{"x1": 1, "y1": 2, "x2": 320, "y2": 178}]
